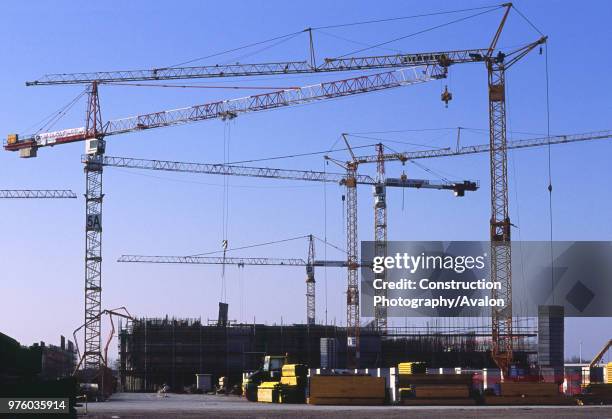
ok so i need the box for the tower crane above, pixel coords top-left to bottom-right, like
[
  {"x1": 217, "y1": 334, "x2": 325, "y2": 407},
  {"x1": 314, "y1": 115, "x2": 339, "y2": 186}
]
[
  {"x1": 324, "y1": 137, "x2": 478, "y2": 338},
  {"x1": 4, "y1": 4, "x2": 545, "y2": 373}
]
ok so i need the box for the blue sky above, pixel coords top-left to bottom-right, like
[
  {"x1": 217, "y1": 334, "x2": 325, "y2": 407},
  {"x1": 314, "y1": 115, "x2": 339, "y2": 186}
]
[{"x1": 1, "y1": 1, "x2": 610, "y2": 361}]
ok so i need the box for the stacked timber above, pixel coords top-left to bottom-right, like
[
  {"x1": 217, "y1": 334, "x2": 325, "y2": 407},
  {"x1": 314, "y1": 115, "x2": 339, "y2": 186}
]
[
  {"x1": 485, "y1": 381, "x2": 575, "y2": 405},
  {"x1": 607, "y1": 362, "x2": 612, "y2": 384},
  {"x1": 397, "y1": 362, "x2": 426, "y2": 375},
  {"x1": 398, "y1": 372, "x2": 475, "y2": 406},
  {"x1": 308, "y1": 375, "x2": 385, "y2": 405},
  {"x1": 278, "y1": 364, "x2": 307, "y2": 403}
]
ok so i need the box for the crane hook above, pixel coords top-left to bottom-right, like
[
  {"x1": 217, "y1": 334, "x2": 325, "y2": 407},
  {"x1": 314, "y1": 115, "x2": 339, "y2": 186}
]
[{"x1": 441, "y1": 85, "x2": 453, "y2": 108}]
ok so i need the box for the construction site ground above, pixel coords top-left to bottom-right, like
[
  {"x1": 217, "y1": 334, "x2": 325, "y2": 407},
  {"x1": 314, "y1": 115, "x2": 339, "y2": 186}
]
[{"x1": 80, "y1": 393, "x2": 612, "y2": 418}]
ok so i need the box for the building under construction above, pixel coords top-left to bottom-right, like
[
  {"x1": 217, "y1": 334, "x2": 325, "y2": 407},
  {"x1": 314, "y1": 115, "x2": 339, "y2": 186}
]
[
  {"x1": 118, "y1": 315, "x2": 538, "y2": 392},
  {"x1": 7, "y1": 2, "x2": 612, "y2": 411}
]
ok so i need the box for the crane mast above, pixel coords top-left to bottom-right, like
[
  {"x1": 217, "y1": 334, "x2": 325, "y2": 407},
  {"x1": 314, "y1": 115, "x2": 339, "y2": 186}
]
[
  {"x1": 373, "y1": 144, "x2": 388, "y2": 332},
  {"x1": 487, "y1": 55, "x2": 513, "y2": 375},
  {"x1": 306, "y1": 235, "x2": 316, "y2": 325},
  {"x1": 345, "y1": 161, "x2": 360, "y2": 363},
  {"x1": 484, "y1": 3, "x2": 546, "y2": 375},
  {"x1": 83, "y1": 82, "x2": 105, "y2": 376}
]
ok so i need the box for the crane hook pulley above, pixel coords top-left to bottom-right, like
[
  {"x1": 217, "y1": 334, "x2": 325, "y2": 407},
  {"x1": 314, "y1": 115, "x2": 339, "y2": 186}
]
[{"x1": 441, "y1": 85, "x2": 453, "y2": 108}]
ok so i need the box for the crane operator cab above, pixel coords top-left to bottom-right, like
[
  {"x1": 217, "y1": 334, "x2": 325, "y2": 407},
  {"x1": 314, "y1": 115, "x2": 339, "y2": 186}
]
[
  {"x1": 373, "y1": 184, "x2": 386, "y2": 208},
  {"x1": 453, "y1": 181, "x2": 479, "y2": 197}
]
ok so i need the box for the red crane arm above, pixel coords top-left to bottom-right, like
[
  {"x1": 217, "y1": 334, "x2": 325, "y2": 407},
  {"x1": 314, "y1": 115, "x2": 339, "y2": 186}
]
[{"x1": 6, "y1": 66, "x2": 444, "y2": 154}]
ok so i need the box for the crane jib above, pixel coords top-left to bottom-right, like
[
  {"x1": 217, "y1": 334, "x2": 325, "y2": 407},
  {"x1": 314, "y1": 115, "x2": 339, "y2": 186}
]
[
  {"x1": 5, "y1": 67, "x2": 438, "y2": 153},
  {"x1": 24, "y1": 47, "x2": 491, "y2": 85}
]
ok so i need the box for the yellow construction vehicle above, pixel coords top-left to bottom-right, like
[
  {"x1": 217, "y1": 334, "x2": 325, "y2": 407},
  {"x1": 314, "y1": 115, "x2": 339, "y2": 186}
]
[
  {"x1": 589, "y1": 339, "x2": 612, "y2": 385},
  {"x1": 242, "y1": 355, "x2": 287, "y2": 402},
  {"x1": 577, "y1": 339, "x2": 612, "y2": 405}
]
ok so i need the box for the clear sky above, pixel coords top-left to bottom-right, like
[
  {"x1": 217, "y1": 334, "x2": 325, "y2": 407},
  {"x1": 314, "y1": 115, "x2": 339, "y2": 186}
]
[{"x1": 1, "y1": 1, "x2": 610, "y2": 362}]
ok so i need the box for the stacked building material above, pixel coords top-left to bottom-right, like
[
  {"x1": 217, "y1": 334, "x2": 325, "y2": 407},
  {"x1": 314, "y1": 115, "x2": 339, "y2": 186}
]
[
  {"x1": 257, "y1": 381, "x2": 280, "y2": 403},
  {"x1": 501, "y1": 382, "x2": 558, "y2": 397},
  {"x1": 397, "y1": 373, "x2": 475, "y2": 405},
  {"x1": 397, "y1": 362, "x2": 424, "y2": 402},
  {"x1": 414, "y1": 385, "x2": 469, "y2": 398},
  {"x1": 278, "y1": 364, "x2": 307, "y2": 403},
  {"x1": 485, "y1": 382, "x2": 574, "y2": 405},
  {"x1": 397, "y1": 362, "x2": 426, "y2": 375},
  {"x1": 579, "y1": 383, "x2": 612, "y2": 404},
  {"x1": 308, "y1": 375, "x2": 385, "y2": 405},
  {"x1": 607, "y1": 362, "x2": 612, "y2": 384}
]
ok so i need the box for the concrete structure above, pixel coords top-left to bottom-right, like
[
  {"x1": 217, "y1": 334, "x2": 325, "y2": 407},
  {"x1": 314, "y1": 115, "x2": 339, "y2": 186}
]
[{"x1": 538, "y1": 305, "x2": 565, "y2": 383}]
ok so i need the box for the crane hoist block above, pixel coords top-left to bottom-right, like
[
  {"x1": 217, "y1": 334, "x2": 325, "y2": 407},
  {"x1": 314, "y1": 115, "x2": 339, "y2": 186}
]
[
  {"x1": 19, "y1": 147, "x2": 37, "y2": 158},
  {"x1": 489, "y1": 84, "x2": 505, "y2": 102}
]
